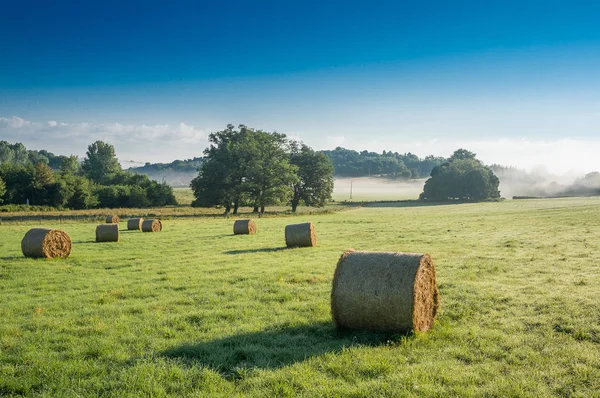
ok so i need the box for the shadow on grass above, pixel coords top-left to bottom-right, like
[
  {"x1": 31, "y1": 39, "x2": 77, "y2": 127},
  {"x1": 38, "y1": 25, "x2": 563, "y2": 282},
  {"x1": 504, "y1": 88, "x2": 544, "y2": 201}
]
[
  {"x1": 0, "y1": 256, "x2": 21, "y2": 260},
  {"x1": 198, "y1": 234, "x2": 235, "y2": 239},
  {"x1": 162, "y1": 322, "x2": 407, "y2": 377},
  {"x1": 72, "y1": 240, "x2": 96, "y2": 244},
  {"x1": 223, "y1": 247, "x2": 288, "y2": 255}
]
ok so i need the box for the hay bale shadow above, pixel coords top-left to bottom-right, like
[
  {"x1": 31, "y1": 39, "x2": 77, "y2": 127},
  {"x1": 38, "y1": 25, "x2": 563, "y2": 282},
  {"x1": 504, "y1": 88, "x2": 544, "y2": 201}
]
[
  {"x1": 224, "y1": 247, "x2": 288, "y2": 255},
  {"x1": 161, "y1": 322, "x2": 408, "y2": 378},
  {"x1": 72, "y1": 240, "x2": 96, "y2": 244}
]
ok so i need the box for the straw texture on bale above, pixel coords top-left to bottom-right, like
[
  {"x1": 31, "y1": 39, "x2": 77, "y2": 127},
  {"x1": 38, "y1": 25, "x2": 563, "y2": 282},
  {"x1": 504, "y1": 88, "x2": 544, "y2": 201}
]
[
  {"x1": 142, "y1": 219, "x2": 162, "y2": 232},
  {"x1": 96, "y1": 224, "x2": 120, "y2": 242},
  {"x1": 106, "y1": 215, "x2": 120, "y2": 223},
  {"x1": 331, "y1": 250, "x2": 440, "y2": 333},
  {"x1": 285, "y1": 222, "x2": 316, "y2": 248},
  {"x1": 233, "y1": 219, "x2": 257, "y2": 235},
  {"x1": 127, "y1": 218, "x2": 144, "y2": 230},
  {"x1": 21, "y1": 228, "x2": 72, "y2": 259}
]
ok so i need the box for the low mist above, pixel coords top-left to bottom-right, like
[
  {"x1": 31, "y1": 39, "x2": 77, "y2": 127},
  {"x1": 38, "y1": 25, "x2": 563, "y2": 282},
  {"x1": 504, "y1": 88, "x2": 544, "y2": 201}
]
[
  {"x1": 332, "y1": 168, "x2": 600, "y2": 202},
  {"x1": 333, "y1": 178, "x2": 425, "y2": 201},
  {"x1": 492, "y1": 166, "x2": 600, "y2": 198}
]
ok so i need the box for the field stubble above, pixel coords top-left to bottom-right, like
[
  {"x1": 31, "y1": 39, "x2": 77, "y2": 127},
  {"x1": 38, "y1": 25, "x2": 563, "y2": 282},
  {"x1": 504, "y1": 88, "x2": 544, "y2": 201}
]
[{"x1": 0, "y1": 197, "x2": 599, "y2": 396}]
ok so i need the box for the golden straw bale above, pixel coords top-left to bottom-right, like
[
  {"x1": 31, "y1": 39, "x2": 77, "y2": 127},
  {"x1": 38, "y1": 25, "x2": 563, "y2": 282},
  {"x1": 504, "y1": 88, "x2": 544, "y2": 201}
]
[
  {"x1": 21, "y1": 228, "x2": 72, "y2": 259},
  {"x1": 331, "y1": 250, "x2": 440, "y2": 333},
  {"x1": 285, "y1": 222, "x2": 316, "y2": 248},
  {"x1": 233, "y1": 219, "x2": 257, "y2": 235},
  {"x1": 96, "y1": 224, "x2": 120, "y2": 242},
  {"x1": 106, "y1": 215, "x2": 120, "y2": 223},
  {"x1": 142, "y1": 219, "x2": 162, "y2": 232},
  {"x1": 127, "y1": 218, "x2": 144, "y2": 230}
]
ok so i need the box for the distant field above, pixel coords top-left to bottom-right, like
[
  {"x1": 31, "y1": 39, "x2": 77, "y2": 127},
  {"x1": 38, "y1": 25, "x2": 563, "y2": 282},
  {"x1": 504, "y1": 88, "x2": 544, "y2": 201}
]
[
  {"x1": 173, "y1": 187, "x2": 195, "y2": 205},
  {"x1": 1, "y1": 197, "x2": 599, "y2": 396},
  {"x1": 173, "y1": 177, "x2": 426, "y2": 206},
  {"x1": 332, "y1": 177, "x2": 426, "y2": 202}
]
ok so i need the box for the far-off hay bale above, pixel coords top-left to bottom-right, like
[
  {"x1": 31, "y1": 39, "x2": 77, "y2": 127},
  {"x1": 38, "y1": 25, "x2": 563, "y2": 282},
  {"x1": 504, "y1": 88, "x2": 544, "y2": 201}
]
[
  {"x1": 106, "y1": 215, "x2": 119, "y2": 224},
  {"x1": 233, "y1": 219, "x2": 257, "y2": 235},
  {"x1": 127, "y1": 218, "x2": 144, "y2": 230},
  {"x1": 142, "y1": 219, "x2": 162, "y2": 232},
  {"x1": 96, "y1": 224, "x2": 120, "y2": 242},
  {"x1": 21, "y1": 228, "x2": 72, "y2": 259},
  {"x1": 331, "y1": 250, "x2": 440, "y2": 333},
  {"x1": 285, "y1": 222, "x2": 316, "y2": 248}
]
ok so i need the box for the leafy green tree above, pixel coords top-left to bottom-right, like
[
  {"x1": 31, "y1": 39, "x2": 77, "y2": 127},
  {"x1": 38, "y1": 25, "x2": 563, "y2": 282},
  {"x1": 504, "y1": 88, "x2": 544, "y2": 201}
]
[
  {"x1": 191, "y1": 125, "x2": 250, "y2": 214},
  {"x1": 289, "y1": 142, "x2": 334, "y2": 212},
  {"x1": 191, "y1": 125, "x2": 298, "y2": 214},
  {"x1": 244, "y1": 129, "x2": 297, "y2": 214},
  {"x1": 127, "y1": 185, "x2": 150, "y2": 208},
  {"x1": 449, "y1": 148, "x2": 477, "y2": 161},
  {"x1": 82, "y1": 141, "x2": 122, "y2": 184},
  {"x1": 0, "y1": 175, "x2": 6, "y2": 203},
  {"x1": 33, "y1": 162, "x2": 55, "y2": 187},
  {"x1": 66, "y1": 176, "x2": 98, "y2": 209},
  {"x1": 420, "y1": 150, "x2": 500, "y2": 201},
  {"x1": 146, "y1": 181, "x2": 177, "y2": 207},
  {"x1": 0, "y1": 141, "x2": 15, "y2": 164},
  {"x1": 96, "y1": 185, "x2": 131, "y2": 208},
  {"x1": 60, "y1": 155, "x2": 81, "y2": 175},
  {"x1": 0, "y1": 162, "x2": 34, "y2": 204}
]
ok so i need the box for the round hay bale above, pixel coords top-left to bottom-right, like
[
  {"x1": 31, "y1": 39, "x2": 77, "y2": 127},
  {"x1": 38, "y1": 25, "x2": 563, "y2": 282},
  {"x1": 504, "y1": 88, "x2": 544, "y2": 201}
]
[
  {"x1": 106, "y1": 215, "x2": 120, "y2": 224},
  {"x1": 96, "y1": 224, "x2": 120, "y2": 242},
  {"x1": 127, "y1": 218, "x2": 144, "y2": 230},
  {"x1": 142, "y1": 219, "x2": 162, "y2": 232},
  {"x1": 331, "y1": 250, "x2": 440, "y2": 333},
  {"x1": 21, "y1": 228, "x2": 72, "y2": 259},
  {"x1": 285, "y1": 222, "x2": 316, "y2": 248},
  {"x1": 233, "y1": 219, "x2": 257, "y2": 235}
]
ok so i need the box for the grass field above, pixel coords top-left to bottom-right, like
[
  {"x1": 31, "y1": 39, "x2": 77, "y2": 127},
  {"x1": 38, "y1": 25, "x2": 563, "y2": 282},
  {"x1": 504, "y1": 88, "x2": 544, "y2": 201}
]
[{"x1": 1, "y1": 198, "x2": 600, "y2": 397}]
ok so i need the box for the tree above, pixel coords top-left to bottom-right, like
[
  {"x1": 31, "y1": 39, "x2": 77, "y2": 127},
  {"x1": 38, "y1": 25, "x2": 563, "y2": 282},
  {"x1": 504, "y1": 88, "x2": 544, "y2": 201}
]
[
  {"x1": 289, "y1": 142, "x2": 334, "y2": 212},
  {"x1": 0, "y1": 162, "x2": 34, "y2": 204},
  {"x1": 65, "y1": 176, "x2": 98, "y2": 209},
  {"x1": 449, "y1": 148, "x2": 477, "y2": 161},
  {"x1": 33, "y1": 162, "x2": 55, "y2": 187},
  {"x1": 0, "y1": 175, "x2": 6, "y2": 203},
  {"x1": 244, "y1": 130, "x2": 297, "y2": 213},
  {"x1": 420, "y1": 151, "x2": 500, "y2": 201},
  {"x1": 82, "y1": 141, "x2": 122, "y2": 184},
  {"x1": 191, "y1": 125, "x2": 298, "y2": 214},
  {"x1": 60, "y1": 155, "x2": 80, "y2": 175},
  {"x1": 191, "y1": 125, "x2": 249, "y2": 214}
]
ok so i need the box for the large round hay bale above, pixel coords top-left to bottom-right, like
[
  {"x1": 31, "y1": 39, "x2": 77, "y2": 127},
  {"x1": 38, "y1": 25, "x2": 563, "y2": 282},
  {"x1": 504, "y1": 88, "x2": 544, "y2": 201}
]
[
  {"x1": 21, "y1": 228, "x2": 72, "y2": 259},
  {"x1": 127, "y1": 218, "x2": 144, "y2": 230},
  {"x1": 233, "y1": 219, "x2": 257, "y2": 235},
  {"x1": 96, "y1": 224, "x2": 120, "y2": 242},
  {"x1": 106, "y1": 215, "x2": 119, "y2": 223},
  {"x1": 331, "y1": 250, "x2": 440, "y2": 333},
  {"x1": 142, "y1": 219, "x2": 162, "y2": 232},
  {"x1": 285, "y1": 222, "x2": 316, "y2": 248}
]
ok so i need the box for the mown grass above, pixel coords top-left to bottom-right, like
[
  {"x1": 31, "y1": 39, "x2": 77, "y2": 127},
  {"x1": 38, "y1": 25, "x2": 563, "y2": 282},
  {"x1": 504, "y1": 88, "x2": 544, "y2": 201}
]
[{"x1": 1, "y1": 197, "x2": 599, "y2": 397}]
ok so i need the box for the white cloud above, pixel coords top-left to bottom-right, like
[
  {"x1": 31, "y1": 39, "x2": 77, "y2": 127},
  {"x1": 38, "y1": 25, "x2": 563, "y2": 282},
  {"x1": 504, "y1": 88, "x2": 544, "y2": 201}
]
[
  {"x1": 2, "y1": 115, "x2": 599, "y2": 175},
  {"x1": 0, "y1": 116, "x2": 209, "y2": 166}
]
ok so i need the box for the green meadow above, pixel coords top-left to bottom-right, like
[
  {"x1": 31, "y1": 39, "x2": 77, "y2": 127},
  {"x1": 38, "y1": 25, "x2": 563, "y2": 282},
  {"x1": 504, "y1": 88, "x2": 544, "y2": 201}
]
[{"x1": 1, "y1": 197, "x2": 599, "y2": 397}]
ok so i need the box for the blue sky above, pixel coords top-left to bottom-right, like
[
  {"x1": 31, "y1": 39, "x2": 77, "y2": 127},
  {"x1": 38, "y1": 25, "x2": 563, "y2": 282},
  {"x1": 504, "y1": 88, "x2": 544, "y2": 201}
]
[{"x1": 1, "y1": 0, "x2": 599, "y2": 172}]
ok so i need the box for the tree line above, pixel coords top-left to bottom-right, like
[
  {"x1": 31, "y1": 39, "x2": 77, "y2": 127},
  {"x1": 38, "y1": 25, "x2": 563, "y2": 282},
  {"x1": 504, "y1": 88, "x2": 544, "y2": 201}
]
[
  {"x1": 321, "y1": 147, "x2": 447, "y2": 179},
  {"x1": 0, "y1": 140, "x2": 176, "y2": 209},
  {"x1": 126, "y1": 146, "x2": 448, "y2": 183},
  {"x1": 190, "y1": 124, "x2": 334, "y2": 214}
]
